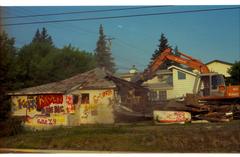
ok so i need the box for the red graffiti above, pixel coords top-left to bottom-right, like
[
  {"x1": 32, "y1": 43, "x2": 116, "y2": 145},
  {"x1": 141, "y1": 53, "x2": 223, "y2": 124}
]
[
  {"x1": 93, "y1": 90, "x2": 112, "y2": 104},
  {"x1": 42, "y1": 105, "x2": 65, "y2": 114},
  {"x1": 102, "y1": 90, "x2": 112, "y2": 97},
  {"x1": 174, "y1": 112, "x2": 188, "y2": 122},
  {"x1": 37, "y1": 95, "x2": 63, "y2": 109},
  {"x1": 66, "y1": 95, "x2": 75, "y2": 113},
  {"x1": 37, "y1": 118, "x2": 56, "y2": 125},
  {"x1": 66, "y1": 95, "x2": 73, "y2": 104}
]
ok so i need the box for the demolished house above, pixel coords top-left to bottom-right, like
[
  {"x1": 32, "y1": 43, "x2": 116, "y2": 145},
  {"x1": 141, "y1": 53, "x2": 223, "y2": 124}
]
[
  {"x1": 120, "y1": 65, "x2": 200, "y2": 102},
  {"x1": 8, "y1": 68, "x2": 149, "y2": 129}
]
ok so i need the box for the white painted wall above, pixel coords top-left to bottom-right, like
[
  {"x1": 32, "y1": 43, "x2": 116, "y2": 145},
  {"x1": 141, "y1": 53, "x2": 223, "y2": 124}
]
[{"x1": 171, "y1": 68, "x2": 198, "y2": 98}]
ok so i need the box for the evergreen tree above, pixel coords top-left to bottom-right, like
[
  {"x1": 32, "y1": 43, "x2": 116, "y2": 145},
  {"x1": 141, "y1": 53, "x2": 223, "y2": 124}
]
[
  {"x1": 32, "y1": 29, "x2": 41, "y2": 43},
  {"x1": 95, "y1": 24, "x2": 116, "y2": 73},
  {"x1": 150, "y1": 33, "x2": 171, "y2": 69},
  {"x1": 32, "y1": 27, "x2": 53, "y2": 45}
]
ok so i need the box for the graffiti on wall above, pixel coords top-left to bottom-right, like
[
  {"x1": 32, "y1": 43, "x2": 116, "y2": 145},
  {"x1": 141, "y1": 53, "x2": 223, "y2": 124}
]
[
  {"x1": 36, "y1": 95, "x2": 63, "y2": 110},
  {"x1": 17, "y1": 96, "x2": 36, "y2": 111},
  {"x1": 41, "y1": 104, "x2": 65, "y2": 114},
  {"x1": 36, "y1": 115, "x2": 66, "y2": 125},
  {"x1": 12, "y1": 94, "x2": 71, "y2": 127},
  {"x1": 93, "y1": 89, "x2": 113, "y2": 104},
  {"x1": 37, "y1": 118, "x2": 57, "y2": 125},
  {"x1": 80, "y1": 90, "x2": 113, "y2": 119},
  {"x1": 81, "y1": 104, "x2": 97, "y2": 118},
  {"x1": 66, "y1": 95, "x2": 75, "y2": 113},
  {"x1": 12, "y1": 96, "x2": 37, "y2": 113},
  {"x1": 13, "y1": 95, "x2": 65, "y2": 115}
]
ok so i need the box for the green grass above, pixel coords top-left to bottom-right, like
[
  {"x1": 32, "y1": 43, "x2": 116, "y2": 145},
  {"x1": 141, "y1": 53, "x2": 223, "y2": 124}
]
[{"x1": 1, "y1": 121, "x2": 240, "y2": 152}]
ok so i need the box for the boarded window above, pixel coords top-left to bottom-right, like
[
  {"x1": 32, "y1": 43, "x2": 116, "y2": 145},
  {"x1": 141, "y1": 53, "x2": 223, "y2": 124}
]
[
  {"x1": 159, "y1": 91, "x2": 167, "y2": 101},
  {"x1": 81, "y1": 93, "x2": 89, "y2": 104},
  {"x1": 178, "y1": 71, "x2": 186, "y2": 80}
]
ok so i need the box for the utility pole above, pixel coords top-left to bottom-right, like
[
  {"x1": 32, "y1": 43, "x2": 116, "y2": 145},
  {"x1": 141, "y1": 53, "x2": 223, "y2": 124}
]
[{"x1": 106, "y1": 37, "x2": 115, "y2": 49}]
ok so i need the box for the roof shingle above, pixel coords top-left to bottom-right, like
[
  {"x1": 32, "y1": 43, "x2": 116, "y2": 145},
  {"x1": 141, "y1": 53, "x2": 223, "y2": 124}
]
[{"x1": 8, "y1": 68, "x2": 116, "y2": 95}]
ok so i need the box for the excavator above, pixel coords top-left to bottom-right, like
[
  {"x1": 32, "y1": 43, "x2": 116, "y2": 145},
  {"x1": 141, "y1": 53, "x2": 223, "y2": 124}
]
[{"x1": 132, "y1": 48, "x2": 240, "y2": 104}]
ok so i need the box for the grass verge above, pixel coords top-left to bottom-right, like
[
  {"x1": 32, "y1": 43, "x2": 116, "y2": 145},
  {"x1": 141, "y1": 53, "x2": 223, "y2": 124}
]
[{"x1": 0, "y1": 121, "x2": 240, "y2": 152}]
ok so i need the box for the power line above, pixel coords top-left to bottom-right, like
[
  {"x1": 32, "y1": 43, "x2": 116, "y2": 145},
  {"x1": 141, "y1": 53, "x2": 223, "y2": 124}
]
[
  {"x1": 2, "y1": 6, "x2": 240, "y2": 27},
  {"x1": 12, "y1": 8, "x2": 101, "y2": 47},
  {"x1": 3, "y1": 6, "x2": 171, "y2": 19}
]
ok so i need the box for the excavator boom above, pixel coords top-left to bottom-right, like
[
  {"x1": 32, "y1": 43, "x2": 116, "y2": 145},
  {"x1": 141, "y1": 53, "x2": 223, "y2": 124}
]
[{"x1": 133, "y1": 48, "x2": 209, "y2": 84}]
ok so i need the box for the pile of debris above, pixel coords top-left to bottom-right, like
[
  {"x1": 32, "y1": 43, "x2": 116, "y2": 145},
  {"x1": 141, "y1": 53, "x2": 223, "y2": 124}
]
[{"x1": 153, "y1": 94, "x2": 240, "y2": 123}]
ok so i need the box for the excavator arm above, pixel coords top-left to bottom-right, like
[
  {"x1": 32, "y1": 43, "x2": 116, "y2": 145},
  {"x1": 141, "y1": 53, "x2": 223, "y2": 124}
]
[{"x1": 133, "y1": 48, "x2": 209, "y2": 84}]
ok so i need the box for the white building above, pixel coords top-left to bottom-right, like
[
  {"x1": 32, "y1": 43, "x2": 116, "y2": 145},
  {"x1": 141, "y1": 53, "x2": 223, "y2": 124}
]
[
  {"x1": 143, "y1": 66, "x2": 199, "y2": 101},
  {"x1": 206, "y1": 60, "x2": 233, "y2": 77}
]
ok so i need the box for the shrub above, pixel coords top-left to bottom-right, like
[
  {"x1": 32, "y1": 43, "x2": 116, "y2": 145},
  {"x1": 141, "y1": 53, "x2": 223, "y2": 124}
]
[{"x1": 0, "y1": 117, "x2": 24, "y2": 137}]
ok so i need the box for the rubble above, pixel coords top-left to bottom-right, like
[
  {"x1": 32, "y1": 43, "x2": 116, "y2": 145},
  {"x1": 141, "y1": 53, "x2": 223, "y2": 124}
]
[{"x1": 152, "y1": 94, "x2": 240, "y2": 123}]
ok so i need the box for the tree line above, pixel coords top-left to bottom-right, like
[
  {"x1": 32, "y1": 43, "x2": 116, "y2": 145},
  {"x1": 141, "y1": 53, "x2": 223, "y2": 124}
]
[{"x1": 0, "y1": 25, "x2": 116, "y2": 124}]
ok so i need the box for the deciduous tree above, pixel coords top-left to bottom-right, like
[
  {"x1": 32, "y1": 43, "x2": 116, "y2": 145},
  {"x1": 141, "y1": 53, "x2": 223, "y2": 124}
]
[
  {"x1": 0, "y1": 31, "x2": 17, "y2": 121},
  {"x1": 228, "y1": 61, "x2": 240, "y2": 85},
  {"x1": 16, "y1": 28, "x2": 96, "y2": 88}
]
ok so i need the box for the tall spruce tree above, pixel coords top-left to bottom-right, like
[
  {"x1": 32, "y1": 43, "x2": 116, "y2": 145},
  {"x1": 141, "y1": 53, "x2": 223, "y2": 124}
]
[
  {"x1": 95, "y1": 24, "x2": 116, "y2": 73},
  {"x1": 150, "y1": 33, "x2": 171, "y2": 69},
  {"x1": 32, "y1": 29, "x2": 41, "y2": 43}
]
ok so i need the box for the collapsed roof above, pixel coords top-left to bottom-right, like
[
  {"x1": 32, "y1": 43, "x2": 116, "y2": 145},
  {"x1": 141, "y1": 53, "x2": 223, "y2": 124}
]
[
  {"x1": 8, "y1": 68, "x2": 116, "y2": 95},
  {"x1": 8, "y1": 68, "x2": 148, "y2": 96}
]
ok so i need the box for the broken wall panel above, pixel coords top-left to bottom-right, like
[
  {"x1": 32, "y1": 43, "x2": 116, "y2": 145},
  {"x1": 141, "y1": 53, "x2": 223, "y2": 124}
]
[{"x1": 70, "y1": 89, "x2": 115, "y2": 124}]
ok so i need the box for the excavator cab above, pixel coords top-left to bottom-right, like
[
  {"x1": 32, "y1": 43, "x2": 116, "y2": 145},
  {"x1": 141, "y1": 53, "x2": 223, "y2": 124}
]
[{"x1": 199, "y1": 73, "x2": 226, "y2": 97}]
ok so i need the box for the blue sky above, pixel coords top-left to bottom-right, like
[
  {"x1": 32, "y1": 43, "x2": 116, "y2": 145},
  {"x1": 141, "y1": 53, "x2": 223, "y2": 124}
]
[{"x1": 2, "y1": 6, "x2": 240, "y2": 72}]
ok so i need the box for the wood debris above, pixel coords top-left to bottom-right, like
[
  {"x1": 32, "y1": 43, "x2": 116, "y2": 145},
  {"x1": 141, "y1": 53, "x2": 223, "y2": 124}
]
[{"x1": 152, "y1": 93, "x2": 240, "y2": 123}]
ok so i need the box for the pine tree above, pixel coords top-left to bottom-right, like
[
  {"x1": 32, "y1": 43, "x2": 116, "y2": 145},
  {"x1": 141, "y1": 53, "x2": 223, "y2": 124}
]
[
  {"x1": 151, "y1": 33, "x2": 169, "y2": 60},
  {"x1": 32, "y1": 27, "x2": 53, "y2": 45},
  {"x1": 149, "y1": 33, "x2": 171, "y2": 69},
  {"x1": 95, "y1": 24, "x2": 116, "y2": 73},
  {"x1": 32, "y1": 29, "x2": 41, "y2": 43}
]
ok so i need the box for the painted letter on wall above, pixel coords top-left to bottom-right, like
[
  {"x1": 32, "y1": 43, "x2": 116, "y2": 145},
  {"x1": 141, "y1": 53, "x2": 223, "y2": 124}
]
[
  {"x1": 36, "y1": 95, "x2": 63, "y2": 110},
  {"x1": 66, "y1": 95, "x2": 75, "y2": 113}
]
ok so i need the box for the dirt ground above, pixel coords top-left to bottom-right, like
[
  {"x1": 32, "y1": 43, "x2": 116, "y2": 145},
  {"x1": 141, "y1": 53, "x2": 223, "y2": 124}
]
[{"x1": 0, "y1": 120, "x2": 240, "y2": 153}]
